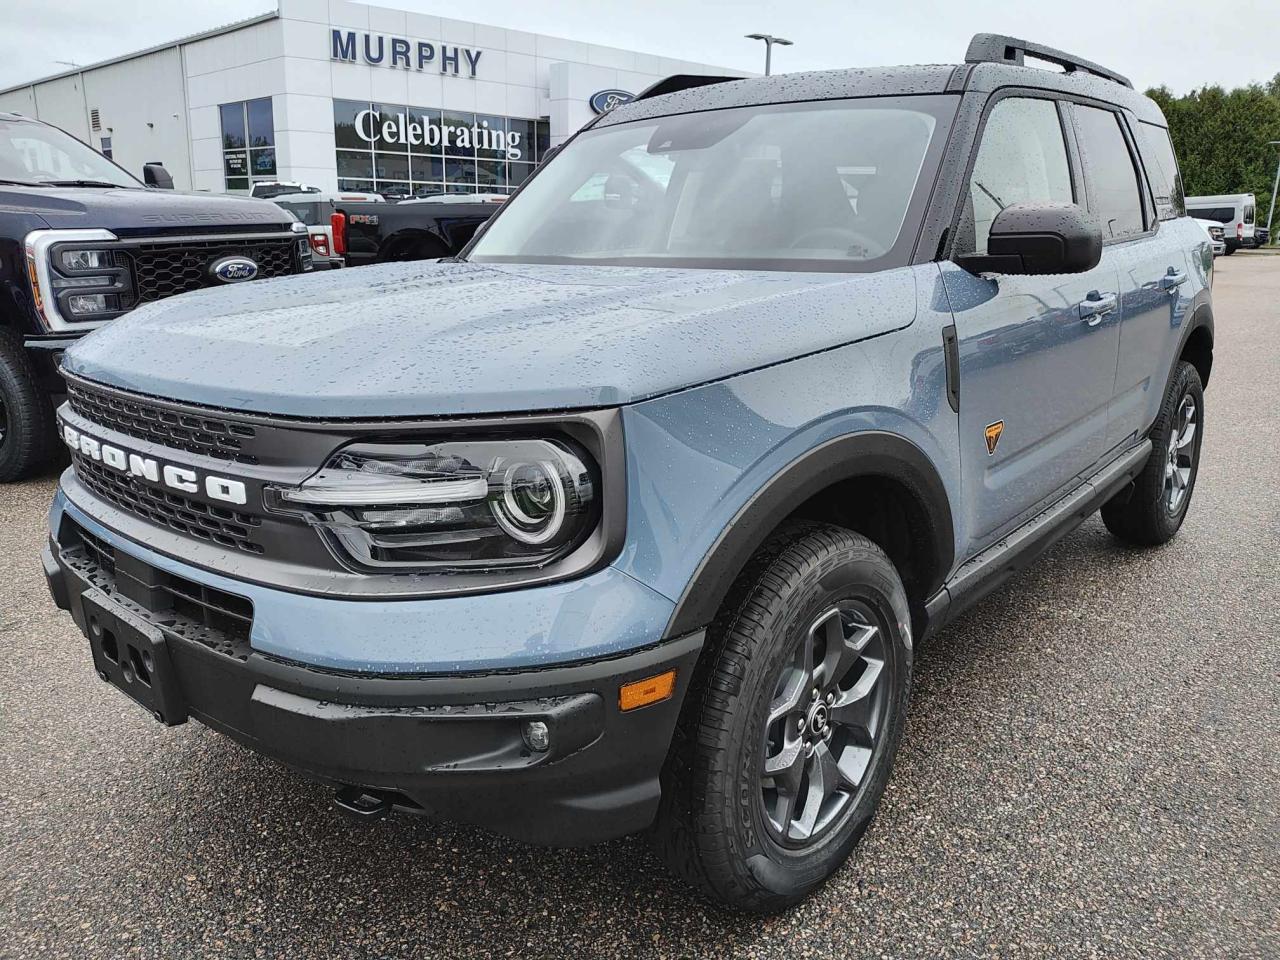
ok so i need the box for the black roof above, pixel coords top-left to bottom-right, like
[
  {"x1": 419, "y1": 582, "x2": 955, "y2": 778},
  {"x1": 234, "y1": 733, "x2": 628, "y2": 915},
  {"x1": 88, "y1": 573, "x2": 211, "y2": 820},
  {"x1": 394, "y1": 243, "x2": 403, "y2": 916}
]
[{"x1": 599, "y1": 34, "x2": 1167, "y2": 129}]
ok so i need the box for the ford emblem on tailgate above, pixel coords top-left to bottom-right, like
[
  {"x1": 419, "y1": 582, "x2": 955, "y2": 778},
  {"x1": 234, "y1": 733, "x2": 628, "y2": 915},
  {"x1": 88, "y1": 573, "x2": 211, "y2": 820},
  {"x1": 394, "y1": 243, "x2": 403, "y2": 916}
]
[{"x1": 210, "y1": 255, "x2": 259, "y2": 283}]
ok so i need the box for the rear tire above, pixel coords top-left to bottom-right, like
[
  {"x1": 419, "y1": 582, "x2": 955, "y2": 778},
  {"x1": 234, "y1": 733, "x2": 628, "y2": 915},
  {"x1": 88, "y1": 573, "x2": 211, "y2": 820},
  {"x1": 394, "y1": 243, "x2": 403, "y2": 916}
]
[
  {"x1": 653, "y1": 522, "x2": 912, "y2": 913},
  {"x1": 1102, "y1": 360, "x2": 1204, "y2": 546},
  {"x1": 0, "y1": 326, "x2": 55, "y2": 483}
]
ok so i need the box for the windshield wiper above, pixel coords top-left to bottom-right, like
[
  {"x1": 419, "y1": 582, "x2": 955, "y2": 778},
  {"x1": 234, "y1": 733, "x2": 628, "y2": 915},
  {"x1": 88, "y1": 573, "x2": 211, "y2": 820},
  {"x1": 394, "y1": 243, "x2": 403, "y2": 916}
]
[
  {"x1": 42, "y1": 179, "x2": 131, "y2": 188},
  {"x1": 0, "y1": 177, "x2": 45, "y2": 186}
]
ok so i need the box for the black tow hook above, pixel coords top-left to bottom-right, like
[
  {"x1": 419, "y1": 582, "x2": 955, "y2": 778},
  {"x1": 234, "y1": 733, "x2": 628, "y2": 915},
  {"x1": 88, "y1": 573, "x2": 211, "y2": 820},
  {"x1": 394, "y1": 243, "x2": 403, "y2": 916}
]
[{"x1": 333, "y1": 786, "x2": 394, "y2": 822}]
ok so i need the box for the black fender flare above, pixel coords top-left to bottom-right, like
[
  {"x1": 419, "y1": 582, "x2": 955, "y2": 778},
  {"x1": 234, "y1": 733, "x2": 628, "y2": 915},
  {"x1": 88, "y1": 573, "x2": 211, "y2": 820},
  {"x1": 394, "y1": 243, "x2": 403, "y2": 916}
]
[
  {"x1": 1174, "y1": 291, "x2": 1214, "y2": 388},
  {"x1": 663, "y1": 431, "x2": 955, "y2": 638}
]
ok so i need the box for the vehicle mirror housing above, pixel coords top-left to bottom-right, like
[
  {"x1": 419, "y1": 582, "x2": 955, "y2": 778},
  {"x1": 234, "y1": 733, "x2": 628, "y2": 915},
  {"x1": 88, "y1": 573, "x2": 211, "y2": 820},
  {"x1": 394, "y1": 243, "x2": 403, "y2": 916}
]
[
  {"x1": 958, "y1": 202, "x2": 1102, "y2": 276},
  {"x1": 143, "y1": 163, "x2": 174, "y2": 189}
]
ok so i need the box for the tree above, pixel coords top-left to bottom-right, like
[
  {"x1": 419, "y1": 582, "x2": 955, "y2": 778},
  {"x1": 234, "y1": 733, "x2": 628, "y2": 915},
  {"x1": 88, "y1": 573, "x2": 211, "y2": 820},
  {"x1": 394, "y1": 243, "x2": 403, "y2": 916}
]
[{"x1": 1147, "y1": 76, "x2": 1280, "y2": 238}]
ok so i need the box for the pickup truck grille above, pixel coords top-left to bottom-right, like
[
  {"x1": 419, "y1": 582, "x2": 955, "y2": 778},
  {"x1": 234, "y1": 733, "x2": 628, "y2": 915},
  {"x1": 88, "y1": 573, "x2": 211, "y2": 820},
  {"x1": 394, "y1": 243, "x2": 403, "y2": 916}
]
[
  {"x1": 71, "y1": 451, "x2": 265, "y2": 555},
  {"x1": 128, "y1": 236, "x2": 297, "y2": 303},
  {"x1": 66, "y1": 381, "x2": 259, "y2": 465}
]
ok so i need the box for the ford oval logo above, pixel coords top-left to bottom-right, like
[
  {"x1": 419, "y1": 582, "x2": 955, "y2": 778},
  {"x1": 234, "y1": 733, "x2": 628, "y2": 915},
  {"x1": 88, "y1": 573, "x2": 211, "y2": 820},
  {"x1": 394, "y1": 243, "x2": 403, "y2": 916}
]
[
  {"x1": 210, "y1": 256, "x2": 259, "y2": 283},
  {"x1": 589, "y1": 89, "x2": 635, "y2": 115}
]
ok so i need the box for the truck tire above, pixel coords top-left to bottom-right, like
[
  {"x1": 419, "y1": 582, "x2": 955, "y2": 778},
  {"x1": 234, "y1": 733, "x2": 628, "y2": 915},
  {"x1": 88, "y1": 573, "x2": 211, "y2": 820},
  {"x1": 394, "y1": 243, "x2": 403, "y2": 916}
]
[
  {"x1": 0, "y1": 327, "x2": 55, "y2": 483},
  {"x1": 653, "y1": 522, "x2": 912, "y2": 913},
  {"x1": 1102, "y1": 360, "x2": 1204, "y2": 546}
]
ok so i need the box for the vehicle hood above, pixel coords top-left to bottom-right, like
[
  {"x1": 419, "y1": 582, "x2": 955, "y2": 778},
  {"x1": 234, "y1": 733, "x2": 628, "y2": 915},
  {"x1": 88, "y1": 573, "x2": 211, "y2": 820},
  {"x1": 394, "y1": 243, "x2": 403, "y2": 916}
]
[
  {"x1": 63, "y1": 260, "x2": 917, "y2": 417},
  {"x1": 1, "y1": 185, "x2": 294, "y2": 236}
]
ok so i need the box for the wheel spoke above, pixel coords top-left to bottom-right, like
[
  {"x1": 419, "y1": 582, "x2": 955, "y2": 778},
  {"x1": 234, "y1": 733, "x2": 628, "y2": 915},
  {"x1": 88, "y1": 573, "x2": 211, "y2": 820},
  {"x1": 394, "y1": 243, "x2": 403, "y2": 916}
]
[
  {"x1": 838, "y1": 743, "x2": 874, "y2": 787},
  {"x1": 1176, "y1": 419, "x2": 1196, "y2": 450},
  {"x1": 813, "y1": 613, "x2": 877, "y2": 692},
  {"x1": 829, "y1": 657, "x2": 884, "y2": 742},
  {"x1": 763, "y1": 737, "x2": 806, "y2": 796},
  {"x1": 766, "y1": 672, "x2": 807, "y2": 729},
  {"x1": 1176, "y1": 466, "x2": 1191, "y2": 490}
]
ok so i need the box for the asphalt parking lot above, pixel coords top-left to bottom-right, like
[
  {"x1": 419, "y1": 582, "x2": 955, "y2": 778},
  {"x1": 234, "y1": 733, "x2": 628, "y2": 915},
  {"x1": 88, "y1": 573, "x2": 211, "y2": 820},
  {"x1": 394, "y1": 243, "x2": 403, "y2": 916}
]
[{"x1": 2, "y1": 255, "x2": 1278, "y2": 960}]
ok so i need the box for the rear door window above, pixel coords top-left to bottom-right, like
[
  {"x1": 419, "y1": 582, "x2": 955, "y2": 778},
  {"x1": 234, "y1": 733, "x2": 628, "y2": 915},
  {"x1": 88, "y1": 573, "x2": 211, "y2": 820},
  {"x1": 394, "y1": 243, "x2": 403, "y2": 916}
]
[
  {"x1": 1073, "y1": 105, "x2": 1146, "y2": 240},
  {"x1": 959, "y1": 97, "x2": 1074, "y2": 256}
]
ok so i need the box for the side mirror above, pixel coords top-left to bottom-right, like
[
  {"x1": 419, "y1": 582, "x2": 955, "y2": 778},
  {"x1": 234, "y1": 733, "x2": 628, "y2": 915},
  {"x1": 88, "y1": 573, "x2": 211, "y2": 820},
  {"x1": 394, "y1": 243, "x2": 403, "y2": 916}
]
[
  {"x1": 143, "y1": 163, "x2": 174, "y2": 189},
  {"x1": 958, "y1": 201, "x2": 1102, "y2": 275}
]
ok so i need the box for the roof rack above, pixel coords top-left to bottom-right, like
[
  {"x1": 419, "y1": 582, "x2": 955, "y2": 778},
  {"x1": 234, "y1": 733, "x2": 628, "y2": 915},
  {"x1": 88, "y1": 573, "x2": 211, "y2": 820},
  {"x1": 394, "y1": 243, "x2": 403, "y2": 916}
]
[{"x1": 965, "y1": 34, "x2": 1132, "y2": 89}]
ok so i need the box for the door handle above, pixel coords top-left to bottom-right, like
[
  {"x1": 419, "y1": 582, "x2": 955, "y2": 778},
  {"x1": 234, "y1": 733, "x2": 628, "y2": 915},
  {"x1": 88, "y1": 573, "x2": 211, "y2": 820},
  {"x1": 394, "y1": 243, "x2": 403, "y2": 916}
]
[
  {"x1": 1078, "y1": 291, "x2": 1118, "y2": 326},
  {"x1": 1160, "y1": 268, "x2": 1188, "y2": 293}
]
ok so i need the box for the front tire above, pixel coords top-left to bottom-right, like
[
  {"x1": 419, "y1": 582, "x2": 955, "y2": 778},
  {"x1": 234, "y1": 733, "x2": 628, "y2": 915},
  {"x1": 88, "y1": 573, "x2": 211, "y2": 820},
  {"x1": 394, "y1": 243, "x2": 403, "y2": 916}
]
[
  {"x1": 0, "y1": 326, "x2": 55, "y2": 483},
  {"x1": 1102, "y1": 360, "x2": 1204, "y2": 546},
  {"x1": 653, "y1": 522, "x2": 912, "y2": 913}
]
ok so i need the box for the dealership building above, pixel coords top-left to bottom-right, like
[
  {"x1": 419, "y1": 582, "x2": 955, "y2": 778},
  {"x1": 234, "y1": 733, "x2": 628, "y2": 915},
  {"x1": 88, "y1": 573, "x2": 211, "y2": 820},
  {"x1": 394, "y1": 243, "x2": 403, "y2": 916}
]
[{"x1": 0, "y1": 0, "x2": 743, "y2": 195}]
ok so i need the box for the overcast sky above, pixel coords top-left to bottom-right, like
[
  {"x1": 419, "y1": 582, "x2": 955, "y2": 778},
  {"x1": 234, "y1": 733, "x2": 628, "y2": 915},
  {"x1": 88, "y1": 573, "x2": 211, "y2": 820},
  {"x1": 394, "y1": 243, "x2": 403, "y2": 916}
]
[{"x1": 4, "y1": 0, "x2": 1277, "y2": 95}]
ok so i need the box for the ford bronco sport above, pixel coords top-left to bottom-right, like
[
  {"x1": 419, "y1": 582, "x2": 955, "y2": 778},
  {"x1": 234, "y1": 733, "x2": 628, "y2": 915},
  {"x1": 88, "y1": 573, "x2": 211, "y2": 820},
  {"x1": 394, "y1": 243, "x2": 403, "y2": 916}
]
[{"x1": 43, "y1": 35, "x2": 1213, "y2": 912}]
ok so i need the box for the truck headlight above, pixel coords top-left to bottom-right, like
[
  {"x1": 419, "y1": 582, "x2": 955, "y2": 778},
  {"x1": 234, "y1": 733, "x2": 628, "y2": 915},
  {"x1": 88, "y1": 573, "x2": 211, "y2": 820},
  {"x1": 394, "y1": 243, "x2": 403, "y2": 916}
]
[
  {"x1": 24, "y1": 229, "x2": 130, "y2": 331},
  {"x1": 268, "y1": 439, "x2": 598, "y2": 571},
  {"x1": 60, "y1": 249, "x2": 114, "y2": 271}
]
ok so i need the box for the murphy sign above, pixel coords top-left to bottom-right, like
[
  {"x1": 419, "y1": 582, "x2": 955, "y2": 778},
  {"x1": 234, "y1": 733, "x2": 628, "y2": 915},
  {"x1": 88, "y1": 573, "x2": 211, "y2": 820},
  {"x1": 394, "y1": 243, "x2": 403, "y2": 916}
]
[{"x1": 331, "y1": 30, "x2": 483, "y2": 78}]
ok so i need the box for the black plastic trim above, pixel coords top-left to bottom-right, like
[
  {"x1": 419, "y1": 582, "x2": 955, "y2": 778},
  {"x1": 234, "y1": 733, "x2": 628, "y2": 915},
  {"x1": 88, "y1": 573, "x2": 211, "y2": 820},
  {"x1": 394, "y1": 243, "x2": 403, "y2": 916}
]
[
  {"x1": 45, "y1": 531, "x2": 703, "y2": 845},
  {"x1": 664, "y1": 431, "x2": 955, "y2": 638},
  {"x1": 942, "y1": 324, "x2": 960, "y2": 412},
  {"x1": 940, "y1": 440, "x2": 1151, "y2": 622}
]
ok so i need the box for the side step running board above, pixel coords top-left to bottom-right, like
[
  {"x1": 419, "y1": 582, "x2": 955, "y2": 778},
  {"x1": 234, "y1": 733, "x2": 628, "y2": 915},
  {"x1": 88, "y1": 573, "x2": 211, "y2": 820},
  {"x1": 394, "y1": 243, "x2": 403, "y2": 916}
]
[{"x1": 938, "y1": 440, "x2": 1152, "y2": 624}]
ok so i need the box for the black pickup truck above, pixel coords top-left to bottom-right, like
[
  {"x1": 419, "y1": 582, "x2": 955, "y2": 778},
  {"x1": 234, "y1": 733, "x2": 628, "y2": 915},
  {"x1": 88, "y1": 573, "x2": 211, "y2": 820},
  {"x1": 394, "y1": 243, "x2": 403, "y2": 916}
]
[
  {"x1": 332, "y1": 194, "x2": 504, "y2": 266},
  {"x1": 0, "y1": 111, "x2": 310, "y2": 482}
]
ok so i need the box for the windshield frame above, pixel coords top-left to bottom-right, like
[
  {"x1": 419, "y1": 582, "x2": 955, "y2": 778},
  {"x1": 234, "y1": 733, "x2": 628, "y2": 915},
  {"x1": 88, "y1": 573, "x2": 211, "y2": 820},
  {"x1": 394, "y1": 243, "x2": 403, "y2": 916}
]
[
  {"x1": 0, "y1": 115, "x2": 143, "y2": 188},
  {"x1": 464, "y1": 93, "x2": 959, "y2": 273}
]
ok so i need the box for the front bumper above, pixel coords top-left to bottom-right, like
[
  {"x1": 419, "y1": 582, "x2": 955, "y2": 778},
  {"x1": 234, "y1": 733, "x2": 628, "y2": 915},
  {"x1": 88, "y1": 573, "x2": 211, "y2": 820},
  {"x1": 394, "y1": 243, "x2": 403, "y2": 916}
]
[{"x1": 44, "y1": 512, "x2": 703, "y2": 846}]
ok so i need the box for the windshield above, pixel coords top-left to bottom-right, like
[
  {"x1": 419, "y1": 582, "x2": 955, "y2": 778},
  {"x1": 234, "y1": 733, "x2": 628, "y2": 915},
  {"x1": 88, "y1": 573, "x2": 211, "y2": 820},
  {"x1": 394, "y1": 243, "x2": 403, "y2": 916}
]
[
  {"x1": 469, "y1": 96, "x2": 952, "y2": 270},
  {"x1": 0, "y1": 117, "x2": 139, "y2": 187}
]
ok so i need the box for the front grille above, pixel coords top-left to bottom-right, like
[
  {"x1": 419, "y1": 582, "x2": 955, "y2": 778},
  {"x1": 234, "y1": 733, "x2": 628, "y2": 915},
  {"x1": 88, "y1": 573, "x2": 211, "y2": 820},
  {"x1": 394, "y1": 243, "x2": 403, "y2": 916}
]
[
  {"x1": 67, "y1": 381, "x2": 258, "y2": 465},
  {"x1": 62, "y1": 519, "x2": 253, "y2": 658},
  {"x1": 127, "y1": 236, "x2": 297, "y2": 303},
  {"x1": 72, "y1": 452, "x2": 264, "y2": 555}
]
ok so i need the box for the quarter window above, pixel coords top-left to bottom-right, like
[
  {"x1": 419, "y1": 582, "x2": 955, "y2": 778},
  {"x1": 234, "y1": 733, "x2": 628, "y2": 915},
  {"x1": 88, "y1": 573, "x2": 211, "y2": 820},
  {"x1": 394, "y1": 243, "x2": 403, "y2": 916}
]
[
  {"x1": 961, "y1": 97, "x2": 1073, "y2": 256},
  {"x1": 1136, "y1": 122, "x2": 1184, "y2": 220},
  {"x1": 1074, "y1": 105, "x2": 1145, "y2": 239}
]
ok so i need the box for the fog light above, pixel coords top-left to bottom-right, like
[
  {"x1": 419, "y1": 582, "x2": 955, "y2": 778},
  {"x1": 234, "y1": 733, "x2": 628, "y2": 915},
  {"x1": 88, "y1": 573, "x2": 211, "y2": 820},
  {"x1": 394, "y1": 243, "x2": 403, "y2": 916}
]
[
  {"x1": 67, "y1": 293, "x2": 110, "y2": 315},
  {"x1": 522, "y1": 719, "x2": 551, "y2": 753}
]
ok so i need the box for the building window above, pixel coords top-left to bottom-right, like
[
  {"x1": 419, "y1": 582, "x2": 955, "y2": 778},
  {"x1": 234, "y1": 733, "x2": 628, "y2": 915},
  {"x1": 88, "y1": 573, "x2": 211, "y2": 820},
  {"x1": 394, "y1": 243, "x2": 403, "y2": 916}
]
[
  {"x1": 333, "y1": 99, "x2": 550, "y2": 198},
  {"x1": 99, "y1": 136, "x2": 112, "y2": 160},
  {"x1": 220, "y1": 97, "x2": 276, "y2": 192}
]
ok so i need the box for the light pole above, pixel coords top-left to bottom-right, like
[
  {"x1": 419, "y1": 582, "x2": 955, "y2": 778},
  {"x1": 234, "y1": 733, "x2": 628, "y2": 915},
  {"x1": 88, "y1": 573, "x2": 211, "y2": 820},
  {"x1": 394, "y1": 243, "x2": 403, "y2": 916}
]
[
  {"x1": 745, "y1": 34, "x2": 793, "y2": 76},
  {"x1": 1267, "y1": 140, "x2": 1280, "y2": 247}
]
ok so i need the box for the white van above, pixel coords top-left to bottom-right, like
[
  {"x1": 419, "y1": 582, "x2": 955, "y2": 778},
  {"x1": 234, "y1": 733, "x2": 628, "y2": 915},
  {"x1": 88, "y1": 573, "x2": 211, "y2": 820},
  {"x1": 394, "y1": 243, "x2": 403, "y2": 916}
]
[{"x1": 1185, "y1": 193, "x2": 1256, "y2": 253}]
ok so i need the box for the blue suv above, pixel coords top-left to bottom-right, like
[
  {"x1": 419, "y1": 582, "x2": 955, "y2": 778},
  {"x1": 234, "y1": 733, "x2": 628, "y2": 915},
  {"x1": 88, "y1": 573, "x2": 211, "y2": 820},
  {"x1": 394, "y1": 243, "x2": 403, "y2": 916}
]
[{"x1": 43, "y1": 35, "x2": 1213, "y2": 911}]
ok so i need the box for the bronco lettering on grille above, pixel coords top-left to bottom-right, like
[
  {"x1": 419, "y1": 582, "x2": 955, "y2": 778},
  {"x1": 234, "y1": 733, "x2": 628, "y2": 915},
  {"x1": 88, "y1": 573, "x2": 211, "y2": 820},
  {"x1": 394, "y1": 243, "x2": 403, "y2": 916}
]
[{"x1": 61, "y1": 422, "x2": 248, "y2": 506}]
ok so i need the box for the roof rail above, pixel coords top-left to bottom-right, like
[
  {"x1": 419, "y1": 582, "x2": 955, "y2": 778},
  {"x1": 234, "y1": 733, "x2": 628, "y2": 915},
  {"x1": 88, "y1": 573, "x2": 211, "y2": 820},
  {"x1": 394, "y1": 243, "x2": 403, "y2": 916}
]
[
  {"x1": 635, "y1": 74, "x2": 742, "y2": 101},
  {"x1": 965, "y1": 34, "x2": 1132, "y2": 89}
]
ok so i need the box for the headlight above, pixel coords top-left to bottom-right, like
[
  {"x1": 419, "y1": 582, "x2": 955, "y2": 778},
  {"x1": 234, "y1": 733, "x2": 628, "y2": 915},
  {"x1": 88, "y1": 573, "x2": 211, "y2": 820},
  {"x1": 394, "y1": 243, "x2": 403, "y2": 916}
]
[
  {"x1": 60, "y1": 249, "x2": 113, "y2": 271},
  {"x1": 24, "y1": 229, "x2": 132, "y2": 331},
  {"x1": 268, "y1": 438, "x2": 598, "y2": 571}
]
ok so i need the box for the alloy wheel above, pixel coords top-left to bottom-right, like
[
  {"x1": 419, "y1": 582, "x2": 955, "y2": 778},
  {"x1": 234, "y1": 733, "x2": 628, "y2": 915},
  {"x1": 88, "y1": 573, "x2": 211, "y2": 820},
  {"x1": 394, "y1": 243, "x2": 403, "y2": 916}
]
[
  {"x1": 760, "y1": 602, "x2": 890, "y2": 846},
  {"x1": 1165, "y1": 393, "x2": 1197, "y2": 513}
]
